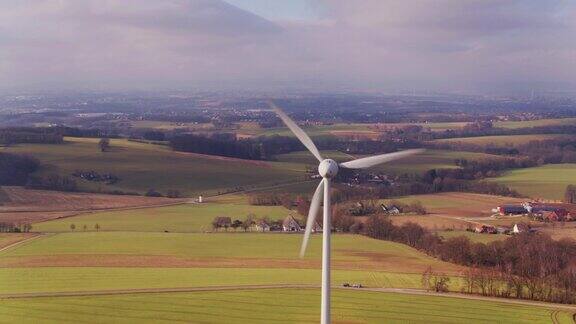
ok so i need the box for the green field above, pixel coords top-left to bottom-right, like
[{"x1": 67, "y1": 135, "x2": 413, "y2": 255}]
[
  {"x1": 242, "y1": 123, "x2": 377, "y2": 138},
  {"x1": 494, "y1": 118, "x2": 576, "y2": 129},
  {"x1": 1, "y1": 289, "x2": 570, "y2": 324},
  {"x1": 3, "y1": 137, "x2": 306, "y2": 196},
  {"x1": 434, "y1": 134, "x2": 575, "y2": 147},
  {"x1": 33, "y1": 202, "x2": 292, "y2": 233},
  {"x1": 274, "y1": 150, "x2": 354, "y2": 164},
  {"x1": 0, "y1": 267, "x2": 429, "y2": 294},
  {"x1": 380, "y1": 150, "x2": 502, "y2": 175},
  {"x1": 0, "y1": 232, "x2": 460, "y2": 274},
  {"x1": 276, "y1": 149, "x2": 501, "y2": 175},
  {"x1": 244, "y1": 121, "x2": 469, "y2": 138},
  {"x1": 490, "y1": 164, "x2": 576, "y2": 200}
]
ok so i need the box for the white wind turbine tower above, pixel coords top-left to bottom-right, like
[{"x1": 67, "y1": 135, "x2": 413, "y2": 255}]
[{"x1": 271, "y1": 103, "x2": 424, "y2": 324}]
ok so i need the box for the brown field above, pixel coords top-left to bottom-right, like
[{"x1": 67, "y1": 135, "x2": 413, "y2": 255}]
[
  {"x1": 0, "y1": 253, "x2": 462, "y2": 273},
  {"x1": 386, "y1": 192, "x2": 524, "y2": 218},
  {"x1": 539, "y1": 223, "x2": 576, "y2": 241},
  {"x1": 0, "y1": 233, "x2": 37, "y2": 250},
  {"x1": 328, "y1": 130, "x2": 381, "y2": 140},
  {"x1": 0, "y1": 211, "x2": 79, "y2": 224},
  {"x1": 0, "y1": 233, "x2": 463, "y2": 274},
  {"x1": 389, "y1": 215, "x2": 470, "y2": 230},
  {"x1": 0, "y1": 186, "x2": 186, "y2": 213},
  {"x1": 379, "y1": 192, "x2": 527, "y2": 230}
]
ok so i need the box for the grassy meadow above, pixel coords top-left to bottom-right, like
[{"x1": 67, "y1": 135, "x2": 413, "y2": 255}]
[
  {"x1": 3, "y1": 137, "x2": 306, "y2": 196},
  {"x1": 33, "y1": 202, "x2": 293, "y2": 233},
  {"x1": 434, "y1": 134, "x2": 575, "y2": 146},
  {"x1": 276, "y1": 149, "x2": 502, "y2": 175},
  {"x1": 493, "y1": 118, "x2": 576, "y2": 129},
  {"x1": 1, "y1": 289, "x2": 570, "y2": 324},
  {"x1": 490, "y1": 164, "x2": 576, "y2": 200},
  {"x1": 0, "y1": 267, "x2": 428, "y2": 295},
  {"x1": 0, "y1": 232, "x2": 461, "y2": 274}
]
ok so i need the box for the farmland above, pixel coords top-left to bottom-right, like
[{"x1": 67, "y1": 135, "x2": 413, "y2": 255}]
[
  {"x1": 0, "y1": 267, "x2": 427, "y2": 294},
  {"x1": 31, "y1": 192, "x2": 522, "y2": 233},
  {"x1": 490, "y1": 164, "x2": 576, "y2": 200},
  {"x1": 2, "y1": 137, "x2": 306, "y2": 196},
  {"x1": 276, "y1": 149, "x2": 503, "y2": 175},
  {"x1": 1, "y1": 288, "x2": 571, "y2": 324},
  {"x1": 0, "y1": 232, "x2": 462, "y2": 274},
  {"x1": 437, "y1": 230, "x2": 507, "y2": 244},
  {"x1": 434, "y1": 134, "x2": 575, "y2": 146},
  {"x1": 240, "y1": 121, "x2": 470, "y2": 139},
  {"x1": 382, "y1": 192, "x2": 522, "y2": 218},
  {"x1": 493, "y1": 118, "x2": 576, "y2": 129},
  {"x1": 32, "y1": 201, "x2": 292, "y2": 233},
  {"x1": 0, "y1": 233, "x2": 36, "y2": 249},
  {"x1": 0, "y1": 186, "x2": 183, "y2": 212}
]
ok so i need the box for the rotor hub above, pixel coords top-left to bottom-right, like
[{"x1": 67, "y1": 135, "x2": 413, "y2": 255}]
[{"x1": 318, "y1": 159, "x2": 338, "y2": 178}]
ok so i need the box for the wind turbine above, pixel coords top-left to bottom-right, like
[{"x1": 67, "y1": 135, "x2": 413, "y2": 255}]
[{"x1": 271, "y1": 103, "x2": 424, "y2": 324}]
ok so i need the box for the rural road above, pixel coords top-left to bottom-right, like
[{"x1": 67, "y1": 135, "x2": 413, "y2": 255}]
[{"x1": 2, "y1": 284, "x2": 576, "y2": 314}]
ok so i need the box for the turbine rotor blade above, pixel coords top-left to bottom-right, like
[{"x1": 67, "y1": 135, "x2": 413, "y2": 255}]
[
  {"x1": 270, "y1": 102, "x2": 323, "y2": 162},
  {"x1": 300, "y1": 179, "x2": 324, "y2": 258},
  {"x1": 340, "y1": 149, "x2": 425, "y2": 169}
]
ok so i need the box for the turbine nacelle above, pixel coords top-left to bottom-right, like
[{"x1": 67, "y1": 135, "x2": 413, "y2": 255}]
[{"x1": 318, "y1": 159, "x2": 338, "y2": 178}]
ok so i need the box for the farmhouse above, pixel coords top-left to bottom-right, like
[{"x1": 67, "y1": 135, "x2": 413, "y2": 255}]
[
  {"x1": 311, "y1": 220, "x2": 322, "y2": 233},
  {"x1": 498, "y1": 205, "x2": 527, "y2": 216},
  {"x1": 213, "y1": 216, "x2": 232, "y2": 229},
  {"x1": 532, "y1": 205, "x2": 569, "y2": 219},
  {"x1": 381, "y1": 204, "x2": 401, "y2": 214},
  {"x1": 253, "y1": 220, "x2": 270, "y2": 232},
  {"x1": 474, "y1": 225, "x2": 497, "y2": 234},
  {"x1": 539, "y1": 211, "x2": 560, "y2": 222},
  {"x1": 512, "y1": 223, "x2": 531, "y2": 234},
  {"x1": 282, "y1": 215, "x2": 302, "y2": 232}
]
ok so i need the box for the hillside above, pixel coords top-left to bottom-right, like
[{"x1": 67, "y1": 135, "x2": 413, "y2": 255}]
[{"x1": 3, "y1": 137, "x2": 306, "y2": 197}]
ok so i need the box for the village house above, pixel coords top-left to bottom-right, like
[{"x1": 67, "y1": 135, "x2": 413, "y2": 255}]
[
  {"x1": 498, "y1": 205, "x2": 527, "y2": 216},
  {"x1": 512, "y1": 223, "x2": 531, "y2": 234},
  {"x1": 532, "y1": 205, "x2": 569, "y2": 220},
  {"x1": 282, "y1": 215, "x2": 302, "y2": 232},
  {"x1": 212, "y1": 216, "x2": 232, "y2": 230},
  {"x1": 474, "y1": 224, "x2": 497, "y2": 234},
  {"x1": 311, "y1": 220, "x2": 322, "y2": 233},
  {"x1": 253, "y1": 219, "x2": 270, "y2": 232},
  {"x1": 381, "y1": 204, "x2": 401, "y2": 214},
  {"x1": 540, "y1": 211, "x2": 560, "y2": 222}
]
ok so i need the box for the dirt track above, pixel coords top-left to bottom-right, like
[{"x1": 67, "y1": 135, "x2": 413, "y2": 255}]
[{"x1": 0, "y1": 234, "x2": 43, "y2": 253}]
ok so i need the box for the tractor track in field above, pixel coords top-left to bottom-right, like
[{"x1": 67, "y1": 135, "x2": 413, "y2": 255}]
[
  {"x1": 2, "y1": 284, "x2": 576, "y2": 315},
  {"x1": 551, "y1": 310, "x2": 560, "y2": 324},
  {"x1": 0, "y1": 234, "x2": 46, "y2": 254}
]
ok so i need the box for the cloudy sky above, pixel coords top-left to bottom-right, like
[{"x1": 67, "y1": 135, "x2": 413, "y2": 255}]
[{"x1": 1, "y1": 0, "x2": 575, "y2": 93}]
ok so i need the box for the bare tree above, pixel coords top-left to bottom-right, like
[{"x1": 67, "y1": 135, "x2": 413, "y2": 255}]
[{"x1": 98, "y1": 138, "x2": 110, "y2": 152}]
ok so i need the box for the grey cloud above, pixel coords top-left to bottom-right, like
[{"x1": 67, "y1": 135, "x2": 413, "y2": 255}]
[{"x1": 0, "y1": 0, "x2": 574, "y2": 93}]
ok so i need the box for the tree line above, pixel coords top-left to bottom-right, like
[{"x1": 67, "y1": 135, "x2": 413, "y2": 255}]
[
  {"x1": 0, "y1": 222, "x2": 32, "y2": 233},
  {"x1": 170, "y1": 134, "x2": 303, "y2": 160},
  {"x1": 0, "y1": 128, "x2": 63, "y2": 145},
  {"x1": 360, "y1": 214, "x2": 576, "y2": 304},
  {"x1": 0, "y1": 153, "x2": 40, "y2": 186}
]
